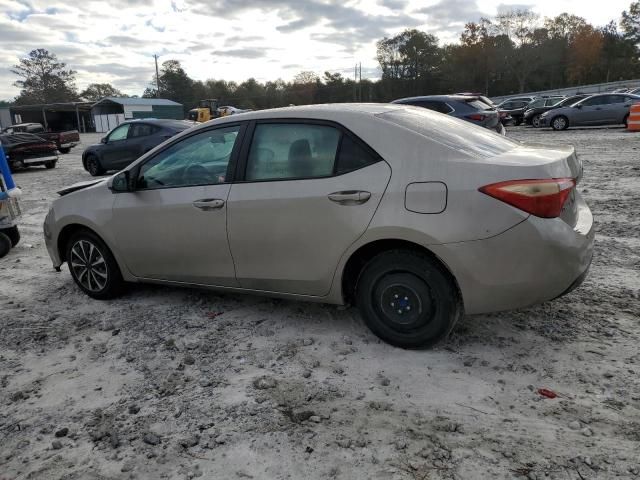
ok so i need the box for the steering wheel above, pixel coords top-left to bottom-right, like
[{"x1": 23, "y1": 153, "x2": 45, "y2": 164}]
[{"x1": 182, "y1": 164, "x2": 211, "y2": 185}]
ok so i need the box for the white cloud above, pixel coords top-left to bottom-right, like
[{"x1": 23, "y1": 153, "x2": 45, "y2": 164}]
[{"x1": 0, "y1": 0, "x2": 632, "y2": 101}]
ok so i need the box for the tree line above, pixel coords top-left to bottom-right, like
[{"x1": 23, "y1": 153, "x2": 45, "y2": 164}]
[{"x1": 7, "y1": 4, "x2": 640, "y2": 113}]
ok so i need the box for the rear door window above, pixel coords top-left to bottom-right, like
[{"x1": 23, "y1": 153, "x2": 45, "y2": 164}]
[
  {"x1": 245, "y1": 123, "x2": 341, "y2": 181},
  {"x1": 606, "y1": 95, "x2": 625, "y2": 104},
  {"x1": 129, "y1": 123, "x2": 157, "y2": 138},
  {"x1": 336, "y1": 135, "x2": 381, "y2": 174},
  {"x1": 581, "y1": 96, "x2": 607, "y2": 107}
]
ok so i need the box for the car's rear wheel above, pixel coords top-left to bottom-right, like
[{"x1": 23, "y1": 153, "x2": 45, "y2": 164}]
[
  {"x1": 58, "y1": 147, "x2": 71, "y2": 154},
  {"x1": 624, "y1": 114, "x2": 629, "y2": 128},
  {"x1": 66, "y1": 230, "x2": 125, "y2": 299},
  {"x1": 44, "y1": 161, "x2": 56, "y2": 169},
  {"x1": 4, "y1": 226, "x2": 20, "y2": 247},
  {"x1": 355, "y1": 250, "x2": 461, "y2": 349},
  {"x1": 85, "y1": 155, "x2": 104, "y2": 176},
  {"x1": 0, "y1": 232, "x2": 12, "y2": 259},
  {"x1": 551, "y1": 116, "x2": 569, "y2": 131},
  {"x1": 532, "y1": 114, "x2": 542, "y2": 128}
]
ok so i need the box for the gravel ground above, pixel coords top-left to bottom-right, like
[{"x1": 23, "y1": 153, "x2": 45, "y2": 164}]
[{"x1": 1, "y1": 126, "x2": 639, "y2": 480}]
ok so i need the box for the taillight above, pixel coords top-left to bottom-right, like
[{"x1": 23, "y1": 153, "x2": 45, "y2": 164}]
[
  {"x1": 466, "y1": 114, "x2": 486, "y2": 121},
  {"x1": 479, "y1": 178, "x2": 576, "y2": 218}
]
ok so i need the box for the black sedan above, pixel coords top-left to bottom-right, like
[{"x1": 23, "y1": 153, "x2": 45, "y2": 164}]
[
  {"x1": 524, "y1": 95, "x2": 589, "y2": 127},
  {"x1": 82, "y1": 119, "x2": 193, "y2": 176}
]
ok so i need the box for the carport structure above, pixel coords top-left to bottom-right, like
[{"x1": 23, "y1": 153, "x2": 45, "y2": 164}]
[
  {"x1": 90, "y1": 97, "x2": 184, "y2": 133},
  {"x1": 9, "y1": 102, "x2": 93, "y2": 133}
]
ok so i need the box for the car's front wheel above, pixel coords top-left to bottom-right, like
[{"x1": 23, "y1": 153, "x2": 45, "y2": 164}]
[
  {"x1": 44, "y1": 161, "x2": 56, "y2": 169},
  {"x1": 356, "y1": 250, "x2": 461, "y2": 349},
  {"x1": 66, "y1": 230, "x2": 125, "y2": 299},
  {"x1": 58, "y1": 147, "x2": 71, "y2": 154},
  {"x1": 85, "y1": 155, "x2": 104, "y2": 176},
  {"x1": 551, "y1": 116, "x2": 569, "y2": 131}
]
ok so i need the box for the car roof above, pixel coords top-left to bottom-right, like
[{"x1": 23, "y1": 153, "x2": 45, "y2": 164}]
[
  {"x1": 392, "y1": 95, "x2": 477, "y2": 103},
  {"x1": 122, "y1": 118, "x2": 192, "y2": 129},
  {"x1": 180, "y1": 103, "x2": 405, "y2": 135}
]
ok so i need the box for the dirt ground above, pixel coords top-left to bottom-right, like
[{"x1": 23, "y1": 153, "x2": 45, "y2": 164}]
[{"x1": 1, "y1": 126, "x2": 639, "y2": 480}]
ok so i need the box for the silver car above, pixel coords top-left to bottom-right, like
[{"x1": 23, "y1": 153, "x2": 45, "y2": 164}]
[
  {"x1": 540, "y1": 93, "x2": 640, "y2": 130},
  {"x1": 43, "y1": 104, "x2": 594, "y2": 348}
]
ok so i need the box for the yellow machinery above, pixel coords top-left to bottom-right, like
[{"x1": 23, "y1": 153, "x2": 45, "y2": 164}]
[{"x1": 187, "y1": 99, "x2": 220, "y2": 122}]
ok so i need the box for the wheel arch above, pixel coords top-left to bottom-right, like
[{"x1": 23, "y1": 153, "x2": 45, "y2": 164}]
[{"x1": 340, "y1": 238, "x2": 462, "y2": 306}]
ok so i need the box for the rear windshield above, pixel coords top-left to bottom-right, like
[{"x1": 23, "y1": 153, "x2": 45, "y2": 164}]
[
  {"x1": 466, "y1": 99, "x2": 493, "y2": 111},
  {"x1": 377, "y1": 107, "x2": 518, "y2": 158}
]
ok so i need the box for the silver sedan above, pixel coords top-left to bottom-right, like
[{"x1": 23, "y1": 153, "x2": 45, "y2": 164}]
[
  {"x1": 43, "y1": 104, "x2": 594, "y2": 348},
  {"x1": 540, "y1": 93, "x2": 640, "y2": 130}
]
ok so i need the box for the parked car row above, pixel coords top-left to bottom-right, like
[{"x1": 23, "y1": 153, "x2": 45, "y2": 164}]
[
  {"x1": 391, "y1": 94, "x2": 506, "y2": 135},
  {"x1": 497, "y1": 92, "x2": 640, "y2": 130}
]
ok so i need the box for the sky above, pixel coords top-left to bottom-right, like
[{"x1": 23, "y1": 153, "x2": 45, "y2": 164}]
[{"x1": 0, "y1": 0, "x2": 634, "y2": 101}]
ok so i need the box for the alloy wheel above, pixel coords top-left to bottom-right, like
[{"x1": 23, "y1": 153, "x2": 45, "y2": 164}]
[
  {"x1": 553, "y1": 117, "x2": 567, "y2": 130},
  {"x1": 70, "y1": 240, "x2": 108, "y2": 292}
]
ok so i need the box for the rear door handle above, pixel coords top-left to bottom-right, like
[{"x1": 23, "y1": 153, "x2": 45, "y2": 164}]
[
  {"x1": 193, "y1": 198, "x2": 225, "y2": 211},
  {"x1": 328, "y1": 190, "x2": 371, "y2": 205}
]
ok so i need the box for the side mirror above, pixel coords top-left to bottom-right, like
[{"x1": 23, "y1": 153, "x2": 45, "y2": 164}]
[
  {"x1": 109, "y1": 171, "x2": 132, "y2": 193},
  {"x1": 574, "y1": 104, "x2": 583, "y2": 109},
  {"x1": 101, "y1": 137, "x2": 107, "y2": 144}
]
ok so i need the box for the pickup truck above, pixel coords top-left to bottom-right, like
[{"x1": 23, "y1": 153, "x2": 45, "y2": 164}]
[
  {"x1": 1, "y1": 123, "x2": 80, "y2": 153},
  {"x1": 0, "y1": 132, "x2": 59, "y2": 170}
]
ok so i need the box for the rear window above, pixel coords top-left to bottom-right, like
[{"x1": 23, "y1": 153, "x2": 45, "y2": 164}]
[
  {"x1": 377, "y1": 107, "x2": 518, "y2": 158},
  {"x1": 465, "y1": 99, "x2": 492, "y2": 111}
]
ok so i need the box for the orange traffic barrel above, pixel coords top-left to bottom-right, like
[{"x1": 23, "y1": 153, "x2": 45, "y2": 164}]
[{"x1": 628, "y1": 103, "x2": 640, "y2": 131}]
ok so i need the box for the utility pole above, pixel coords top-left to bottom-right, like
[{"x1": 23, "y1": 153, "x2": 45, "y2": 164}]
[
  {"x1": 353, "y1": 64, "x2": 358, "y2": 102},
  {"x1": 153, "y1": 54, "x2": 160, "y2": 98},
  {"x1": 359, "y1": 62, "x2": 362, "y2": 102}
]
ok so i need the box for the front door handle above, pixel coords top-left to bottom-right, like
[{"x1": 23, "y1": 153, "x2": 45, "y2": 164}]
[
  {"x1": 193, "y1": 198, "x2": 225, "y2": 211},
  {"x1": 328, "y1": 190, "x2": 371, "y2": 205}
]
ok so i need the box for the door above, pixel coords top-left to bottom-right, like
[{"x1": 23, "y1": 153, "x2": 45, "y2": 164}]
[
  {"x1": 227, "y1": 121, "x2": 391, "y2": 296},
  {"x1": 572, "y1": 96, "x2": 609, "y2": 125},
  {"x1": 127, "y1": 122, "x2": 157, "y2": 160},
  {"x1": 102, "y1": 123, "x2": 134, "y2": 169},
  {"x1": 111, "y1": 124, "x2": 245, "y2": 285},
  {"x1": 596, "y1": 95, "x2": 623, "y2": 124}
]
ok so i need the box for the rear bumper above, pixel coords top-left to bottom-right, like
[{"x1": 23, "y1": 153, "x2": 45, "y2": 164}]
[
  {"x1": 430, "y1": 197, "x2": 594, "y2": 314},
  {"x1": 11, "y1": 155, "x2": 58, "y2": 167}
]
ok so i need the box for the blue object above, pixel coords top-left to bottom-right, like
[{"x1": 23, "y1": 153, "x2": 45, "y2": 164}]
[{"x1": 0, "y1": 141, "x2": 17, "y2": 192}]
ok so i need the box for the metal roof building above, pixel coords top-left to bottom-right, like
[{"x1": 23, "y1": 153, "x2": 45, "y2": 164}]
[{"x1": 90, "y1": 97, "x2": 185, "y2": 133}]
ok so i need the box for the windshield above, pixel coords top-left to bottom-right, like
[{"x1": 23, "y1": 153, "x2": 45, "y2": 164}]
[{"x1": 378, "y1": 107, "x2": 518, "y2": 158}]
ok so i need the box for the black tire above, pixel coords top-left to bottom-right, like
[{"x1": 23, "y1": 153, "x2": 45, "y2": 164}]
[
  {"x1": 514, "y1": 117, "x2": 523, "y2": 126},
  {"x1": 532, "y1": 114, "x2": 542, "y2": 128},
  {"x1": 65, "y1": 230, "x2": 125, "y2": 299},
  {"x1": 58, "y1": 147, "x2": 71, "y2": 154},
  {"x1": 355, "y1": 250, "x2": 462, "y2": 349},
  {"x1": 85, "y1": 155, "x2": 104, "y2": 176},
  {"x1": 44, "y1": 161, "x2": 56, "y2": 169},
  {"x1": 624, "y1": 114, "x2": 629, "y2": 128},
  {"x1": 4, "y1": 226, "x2": 20, "y2": 247},
  {"x1": 551, "y1": 115, "x2": 569, "y2": 131},
  {"x1": 0, "y1": 232, "x2": 11, "y2": 259}
]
